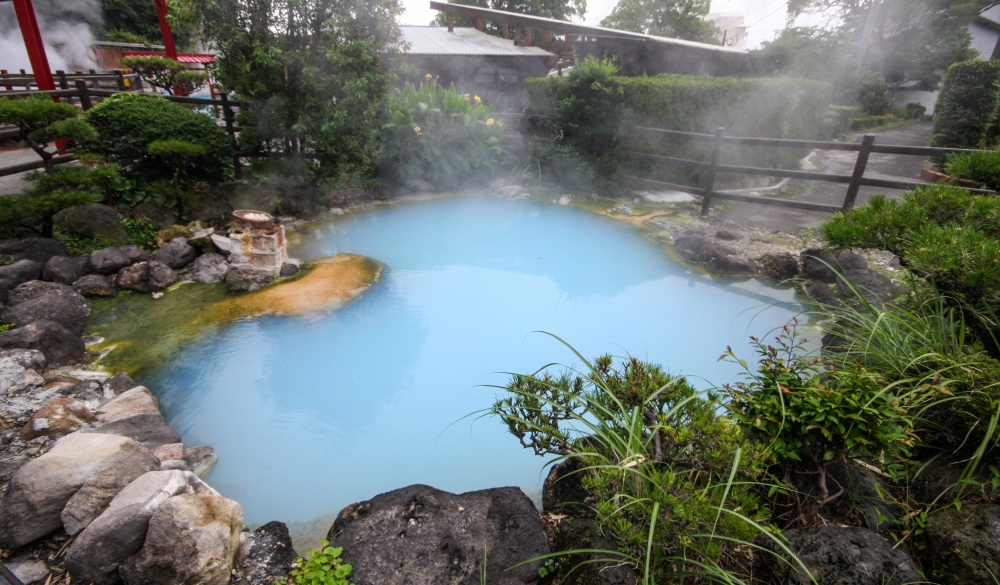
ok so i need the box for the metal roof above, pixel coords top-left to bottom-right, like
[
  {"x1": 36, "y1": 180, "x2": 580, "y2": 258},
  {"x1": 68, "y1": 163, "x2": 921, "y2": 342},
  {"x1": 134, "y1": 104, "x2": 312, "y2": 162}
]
[
  {"x1": 122, "y1": 51, "x2": 216, "y2": 64},
  {"x1": 402, "y1": 26, "x2": 553, "y2": 57}
]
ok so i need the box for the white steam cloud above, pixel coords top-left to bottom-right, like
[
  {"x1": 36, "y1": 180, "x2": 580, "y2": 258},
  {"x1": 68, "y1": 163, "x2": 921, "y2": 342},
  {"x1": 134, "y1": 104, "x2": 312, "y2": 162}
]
[{"x1": 0, "y1": 0, "x2": 99, "y2": 73}]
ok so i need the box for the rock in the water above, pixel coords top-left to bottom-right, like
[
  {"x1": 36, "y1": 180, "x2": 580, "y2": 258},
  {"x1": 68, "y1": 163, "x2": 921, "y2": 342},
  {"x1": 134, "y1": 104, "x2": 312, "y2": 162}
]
[
  {"x1": 279, "y1": 259, "x2": 300, "y2": 278},
  {"x1": 89, "y1": 413, "x2": 183, "y2": 449},
  {"x1": 1, "y1": 290, "x2": 91, "y2": 335},
  {"x1": 182, "y1": 252, "x2": 229, "y2": 283},
  {"x1": 801, "y1": 249, "x2": 868, "y2": 283},
  {"x1": 53, "y1": 203, "x2": 127, "y2": 241},
  {"x1": 103, "y1": 371, "x2": 137, "y2": 396},
  {"x1": 183, "y1": 445, "x2": 218, "y2": 477},
  {"x1": 329, "y1": 484, "x2": 550, "y2": 585},
  {"x1": 0, "y1": 237, "x2": 67, "y2": 264},
  {"x1": 0, "y1": 433, "x2": 138, "y2": 549},
  {"x1": 89, "y1": 245, "x2": 149, "y2": 276},
  {"x1": 225, "y1": 264, "x2": 277, "y2": 292},
  {"x1": 61, "y1": 443, "x2": 160, "y2": 535},
  {"x1": 43, "y1": 255, "x2": 85, "y2": 285},
  {"x1": 0, "y1": 320, "x2": 85, "y2": 366},
  {"x1": 154, "y1": 237, "x2": 198, "y2": 269},
  {"x1": 65, "y1": 470, "x2": 198, "y2": 584},
  {"x1": 96, "y1": 385, "x2": 160, "y2": 422},
  {"x1": 758, "y1": 252, "x2": 800, "y2": 281},
  {"x1": 120, "y1": 492, "x2": 243, "y2": 585},
  {"x1": 231, "y1": 521, "x2": 298, "y2": 585},
  {"x1": 73, "y1": 274, "x2": 118, "y2": 297},
  {"x1": 20, "y1": 396, "x2": 96, "y2": 440},
  {"x1": 922, "y1": 503, "x2": 1000, "y2": 585},
  {"x1": 673, "y1": 236, "x2": 739, "y2": 264},
  {"x1": 757, "y1": 526, "x2": 922, "y2": 585},
  {"x1": 115, "y1": 260, "x2": 178, "y2": 293},
  {"x1": 709, "y1": 255, "x2": 758, "y2": 276},
  {"x1": 0, "y1": 259, "x2": 43, "y2": 286}
]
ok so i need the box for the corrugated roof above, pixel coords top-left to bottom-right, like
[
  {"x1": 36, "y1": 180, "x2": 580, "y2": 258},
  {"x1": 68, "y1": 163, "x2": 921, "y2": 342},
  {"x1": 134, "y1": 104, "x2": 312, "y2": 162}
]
[
  {"x1": 122, "y1": 51, "x2": 216, "y2": 64},
  {"x1": 402, "y1": 26, "x2": 553, "y2": 57}
]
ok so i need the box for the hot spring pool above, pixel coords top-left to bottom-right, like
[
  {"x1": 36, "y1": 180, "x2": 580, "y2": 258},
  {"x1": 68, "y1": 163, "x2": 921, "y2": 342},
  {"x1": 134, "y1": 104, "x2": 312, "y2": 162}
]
[{"x1": 102, "y1": 195, "x2": 803, "y2": 544}]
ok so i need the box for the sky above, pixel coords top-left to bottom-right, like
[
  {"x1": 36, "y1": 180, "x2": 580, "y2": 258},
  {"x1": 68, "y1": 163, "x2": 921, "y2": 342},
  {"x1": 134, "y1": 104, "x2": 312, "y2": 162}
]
[{"x1": 399, "y1": 0, "x2": 793, "y2": 48}]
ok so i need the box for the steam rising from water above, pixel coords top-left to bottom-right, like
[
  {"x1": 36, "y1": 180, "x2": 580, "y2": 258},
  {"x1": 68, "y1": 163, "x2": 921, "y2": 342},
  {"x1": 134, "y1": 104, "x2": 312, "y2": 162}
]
[{"x1": 0, "y1": 0, "x2": 99, "y2": 73}]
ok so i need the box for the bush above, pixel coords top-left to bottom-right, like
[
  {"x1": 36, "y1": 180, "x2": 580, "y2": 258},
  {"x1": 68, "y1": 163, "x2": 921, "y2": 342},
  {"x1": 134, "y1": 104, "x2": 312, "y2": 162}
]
[
  {"x1": 931, "y1": 59, "x2": 1000, "y2": 149},
  {"x1": 905, "y1": 102, "x2": 927, "y2": 119},
  {"x1": 944, "y1": 149, "x2": 1000, "y2": 191},
  {"x1": 83, "y1": 92, "x2": 233, "y2": 184},
  {"x1": 551, "y1": 56, "x2": 624, "y2": 178},
  {"x1": 0, "y1": 164, "x2": 121, "y2": 238},
  {"x1": 378, "y1": 79, "x2": 504, "y2": 189},
  {"x1": 856, "y1": 72, "x2": 890, "y2": 116}
]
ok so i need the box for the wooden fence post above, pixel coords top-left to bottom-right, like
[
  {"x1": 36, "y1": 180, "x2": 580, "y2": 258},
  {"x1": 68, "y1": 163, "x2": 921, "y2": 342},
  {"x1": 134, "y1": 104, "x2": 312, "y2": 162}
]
[
  {"x1": 843, "y1": 134, "x2": 876, "y2": 211},
  {"x1": 220, "y1": 92, "x2": 241, "y2": 178},
  {"x1": 700, "y1": 127, "x2": 725, "y2": 216},
  {"x1": 115, "y1": 70, "x2": 126, "y2": 91},
  {"x1": 75, "y1": 79, "x2": 92, "y2": 110},
  {"x1": 56, "y1": 70, "x2": 69, "y2": 90}
]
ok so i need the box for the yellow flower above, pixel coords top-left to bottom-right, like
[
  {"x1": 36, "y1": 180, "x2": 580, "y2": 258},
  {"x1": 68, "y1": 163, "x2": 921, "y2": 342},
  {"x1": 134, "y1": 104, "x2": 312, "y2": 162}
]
[
  {"x1": 425, "y1": 73, "x2": 433, "y2": 80},
  {"x1": 413, "y1": 126, "x2": 422, "y2": 135},
  {"x1": 485, "y1": 118, "x2": 495, "y2": 126},
  {"x1": 464, "y1": 93, "x2": 470, "y2": 100},
  {"x1": 474, "y1": 95, "x2": 482, "y2": 104}
]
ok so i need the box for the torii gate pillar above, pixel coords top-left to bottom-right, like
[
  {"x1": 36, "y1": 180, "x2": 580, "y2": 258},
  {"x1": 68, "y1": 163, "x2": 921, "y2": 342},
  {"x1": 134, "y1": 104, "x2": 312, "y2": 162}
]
[
  {"x1": 8, "y1": 0, "x2": 55, "y2": 91},
  {"x1": 153, "y1": 0, "x2": 178, "y2": 60}
]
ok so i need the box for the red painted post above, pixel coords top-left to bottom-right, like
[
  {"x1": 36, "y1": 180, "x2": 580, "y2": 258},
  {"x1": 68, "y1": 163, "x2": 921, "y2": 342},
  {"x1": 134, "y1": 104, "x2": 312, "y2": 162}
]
[
  {"x1": 11, "y1": 0, "x2": 56, "y2": 91},
  {"x1": 154, "y1": 0, "x2": 178, "y2": 61}
]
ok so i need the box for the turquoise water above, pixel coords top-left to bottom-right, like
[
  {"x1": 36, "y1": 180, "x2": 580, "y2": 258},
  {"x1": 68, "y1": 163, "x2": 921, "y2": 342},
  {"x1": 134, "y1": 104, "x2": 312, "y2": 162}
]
[{"x1": 144, "y1": 195, "x2": 801, "y2": 531}]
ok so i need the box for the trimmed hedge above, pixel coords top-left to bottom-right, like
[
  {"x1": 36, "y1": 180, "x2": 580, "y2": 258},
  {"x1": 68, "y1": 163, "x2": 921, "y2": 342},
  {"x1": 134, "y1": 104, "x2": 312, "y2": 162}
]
[{"x1": 931, "y1": 60, "x2": 1000, "y2": 149}]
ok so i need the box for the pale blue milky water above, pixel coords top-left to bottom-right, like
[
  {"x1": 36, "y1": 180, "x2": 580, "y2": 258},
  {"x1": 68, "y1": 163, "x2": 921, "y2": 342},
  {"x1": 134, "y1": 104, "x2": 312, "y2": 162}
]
[{"x1": 143, "y1": 195, "x2": 801, "y2": 530}]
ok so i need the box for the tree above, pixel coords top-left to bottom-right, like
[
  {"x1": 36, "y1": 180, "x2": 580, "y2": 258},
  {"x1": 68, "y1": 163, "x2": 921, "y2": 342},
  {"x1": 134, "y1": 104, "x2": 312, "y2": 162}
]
[
  {"x1": 431, "y1": 0, "x2": 587, "y2": 35},
  {"x1": 176, "y1": 0, "x2": 403, "y2": 179},
  {"x1": 600, "y1": 0, "x2": 717, "y2": 43},
  {"x1": 119, "y1": 56, "x2": 206, "y2": 95},
  {"x1": 100, "y1": 0, "x2": 193, "y2": 47},
  {"x1": 0, "y1": 96, "x2": 97, "y2": 173}
]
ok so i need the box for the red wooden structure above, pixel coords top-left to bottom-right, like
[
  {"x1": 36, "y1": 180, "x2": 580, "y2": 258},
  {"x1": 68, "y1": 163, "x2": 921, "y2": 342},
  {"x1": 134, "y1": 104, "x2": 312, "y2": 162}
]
[{"x1": 0, "y1": 0, "x2": 55, "y2": 91}]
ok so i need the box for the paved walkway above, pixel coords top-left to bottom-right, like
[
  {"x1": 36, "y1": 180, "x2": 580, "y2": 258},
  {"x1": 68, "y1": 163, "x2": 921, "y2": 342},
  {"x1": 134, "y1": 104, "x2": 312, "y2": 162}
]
[
  {"x1": 0, "y1": 142, "x2": 48, "y2": 196},
  {"x1": 716, "y1": 121, "x2": 934, "y2": 234}
]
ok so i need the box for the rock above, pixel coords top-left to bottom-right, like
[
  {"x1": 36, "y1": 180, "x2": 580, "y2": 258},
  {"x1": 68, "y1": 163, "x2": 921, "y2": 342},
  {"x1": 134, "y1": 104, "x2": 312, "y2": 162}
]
[
  {"x1": 61, "y1": 443, "x2": 160, "y2": 535},
  {"x1": 96, "y1": 385, "x2": 160, "y2": 422},
  {"x1": 801, "y1": 249, "x2": 868, "y2": 283},
  {"x1": 115, "y1": 260, "x2": 178, "y2": 293},
  {"x1": 0, "y1": 259, "x2": 43, "y2": 285},
  {"x1": 154, "y1": 237, "x2": 198, "y2": 269},
  {"x1": 758, "y1": 252, "x2": 800, "y2": 281},
  {"x1": 183, "y1": 445, "x2": 218, "y2": 477},
  {"x1": 20, "y1": 396, "x2": 96, "y2": 440},
  {"x1": 210, "y1": 234, "x2": 233, "y2": 254},
  {"x1": 826, "y1": 460, "x2": 903, "y2": 533},
  {"x1": 132, "y1": 201, "x2": 178, "y2": 229},
  {"x1": 225, "y1": 264, "x2": 277, "y2": 292},
  {"x1": 279, "y1": 259, "x2": 300, "y2": 278},
  {"x1": 838, "y1": 268, "x2": 898, "y2": 306},
  {"x1": 328, "y1": 485, "x2": 550, "y2": 585},
  {"x1": 231, "y1": 521, "x2": 298, "y2": 585},
  {"x1": 103, "y1": 371, "x2": 137, "y2": 397},
  {"x1": 0, "y1": 276, "x2": 12, "y2": 304},
  {"x1": 542, "y1": 457, "x2": 591, "y2": 516},
  {"x1": 153, "y1": 443, "x2": 185, "y2": 463},
  {"x1": 0, "y1": 320, "x2": 85, "y2": 366},
  {"x1": 715, "y1": 229, "x2": 743, "y2": 241},
  {"x1": 2, "y1": 291, "x2": 91, "y2": 336},
  {"x1": 757, "y1": 526, "x2": 922, "y2": 585},
  {"x1": 120, "y1": 492, "x2": 243, "y2": 585},
  {"x1": 0, "y1": 433, "x2": 138, "y2": 549},
  {"x1": 551, "y1": 517, "x2": 637, "y2": 585},
  {"x1": 0, "y1": 237, "x2": 67, "y2": 264},
  {"x1": 922, "y1": 503, "x2": 1000, "y2": 585},
  {"x1": 65, "y1": 470, "x2": 198, "y2": 584},
  {"x1": 1, "y1": 347, "x2": 46, "y2": 371},
  {"x1": 53, "y1": 203, "x2": 127, "y2": 241},
  {"x1": 183, "y1": 252, "x2": 229, "y2": 283},
  {"x1": 89, "y1": 413, "x2": 183, "y2": 449},
  {"x1": 708, "y1": 255, "x2": 758, "y2": 276},
  {"x1": 673, "y1": 236, "x2": 739, "y2": 264},
  {"x1": 6, "y1": 560, "x2": 50, "y2": 585},
  {"x1": 8, "y1": 280, "x2": 84, "y2": 306},
  {"x1": 0, "y1": 355, "x2": 29, "y2": 395},
  {"x1": 89, "y1": 245, "x2": 149, "y2": 276},
  {"x1": 42, "y1": 255, "x2": 85, "y2": 285},
  {"x1": 73, "y1": 274, "x2": 118, "y2": 297}
]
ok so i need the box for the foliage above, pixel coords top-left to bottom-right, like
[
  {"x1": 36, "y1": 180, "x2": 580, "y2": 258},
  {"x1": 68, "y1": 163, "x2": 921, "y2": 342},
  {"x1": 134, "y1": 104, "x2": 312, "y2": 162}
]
[
  {"x1": 279, "y1": 540, "x2": 353, "y2": 585},
  {"x1": 431, "y1": 0, "x2": 586, "y2": 38},
  {"x1": 100, "y1": 0, "x2": 193, "y2": 47},
  {"x1": 0, "y1": 95, "x2": 97, "y2": 172},
  {"x1": 857, "y1": 72, "x2": 889, "y2": 116},
  {"x1": 83, "y1": 92, "x2": 233, "y2": 184},
  {"x1": 931, "y1": 60, "x2": 1000, "y2": 149},
  {"x1": 722, "y1": 323, "x2": 922, "y2": 524},
  {"x1": 600, "y1": 0, "x2": 717, "y2": 43},
  {"x1": 492, "y1": 340, "x2": 771, "y2": 583},
  {"x1": 945, "y1": 149, "x2": 1000, "y2": 191},
  {"x1": 120, "y1": 56, "x2": 206, "y2": 96},
  {"x1": 177, "y1": 0, "x2": 403, "y2": 180},
  {"x1": 379, "y1": 80, "x2": 505, "y2": 189}
]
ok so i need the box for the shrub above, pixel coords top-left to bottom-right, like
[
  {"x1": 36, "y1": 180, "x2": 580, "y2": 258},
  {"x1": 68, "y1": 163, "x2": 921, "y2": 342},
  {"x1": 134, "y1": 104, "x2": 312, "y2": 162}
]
[
  {"x1": 0, "y1": 163, "x2": 121, "y2": 238},
  {"x1": 856, "y1": 72, "x2": 890, "y2": 116},
  {"x1": 83, "y1": 92, "x2": 233, "y2": 184},
  {"x1": 119, "y1": 55, "x2": 206, "y2": 96},
  {"x1": 905, "y1": 102, "x2": 927, "y2": 119},
  {"x1": 280, "y1": 540, "x2": 354, "y2": 585},
  {"x1": 378, "y1": 79, "x2": 504, "y2": 189},
  {"x1": 944, "y1": 149, "x2": 1000, "y2": 191},
  {"x1": 551, "y1": 56, "x2": 624, "y2": 178},
  {"x1": 0, "y1": 95, "x2": 97, "y2": 172},
  {"x1": 931, "y1": 59, "x2": 1000, "y2": 149}
]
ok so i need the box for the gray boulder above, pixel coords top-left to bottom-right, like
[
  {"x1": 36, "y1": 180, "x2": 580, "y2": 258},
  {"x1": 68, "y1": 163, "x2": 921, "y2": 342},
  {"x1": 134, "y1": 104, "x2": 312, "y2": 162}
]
[
  {"x1": 131, "y1": 202, "x2": 177, "y2": 229},
  {"x1": 801, "y1": 249, "x2": 868, "y2": 283},
  {"x1": 225, "y1": 265, "x2": 276, "y2": 292},
  {"x1": 757, "y1": 526, "x2": 922, "y2": 585},
  {"x1": 758, "y1": 253, "x2": 800, "y2": 281},
  {"x1": 61, "y1": 443, "x2": 160, "y2": 535},
  {"x1": 183, "y1": 252, "x2": 229, "y2": 283},
  {"x1": 231, "y1": 521, "x2": 298, "y2": 585},
  {"x1": 115, "y1": 261, "x2": 177, "y2": 293},
  {"x1": 96, "y1": 385, "x2": 160, "y2": 422},
  {"x1": 6, "y1": 560, "x2": 50, "y2": 585},
  {"x1": 120, "y1": 492, "x2": 243, "y2": 585},
  {"x1": 43, "y1": 255, "x2": 84, "y2": 285},
  {"x1": 329, "y1": 484, "x2": 550, "y2": 585},
  {"x1": 183, "y1": 445, "x2": 218, "y2": 477},
  {"x1": 53, "y1": 203, "x2": 127, "y2": 241},
  {"x1": 0, "y1": 347, "x2": 46, "y2": 371},
  {"x1": 708, "y1": 255, "x2": 758, "y2": 277},
  {"x1": 922, "y1": 503, "x2": 1000, "y2": 585},
  {"x1": 74, "y1": 274, "x2": 118, "y2": 297},
  {"x1": 673, "y1": 236, "x2": 739, "y2": 264},
  {"x1": 0, "y1": 433, "x2": 138, "y2": 549},
  {"x1": 8, "y1": 280, "x2": 83, "y2": 306},
  {"x1": 103, "y1": 371, "x2": 137, "y2": 396},
  {"x1": 65, "y1": 470, "x2": 197, "y2": 584},
  {"x1": 0, "y1": 237, "x2": 67, "y2": 264},
  {"x1": 0, "y1": 259, "x2": 43, "y2": 285},
  {"x1": 153, "y1": 237, "x2": 198, "y2": 269},
  {"x1": 89, "y1": 245, "x2": 149, "y2": 276},
  {"x1": 2, "y1": 291, "x2": 91, "y2": 336},
  {"x1": 20, "y1": 396, "x2": 96, "y2": 440},
  {"x1": 89, "y1": 413, "x2": 183, "y2": 449},
  {"x1": 0, "y1": 320, "x2": 85, "y2": 366}
]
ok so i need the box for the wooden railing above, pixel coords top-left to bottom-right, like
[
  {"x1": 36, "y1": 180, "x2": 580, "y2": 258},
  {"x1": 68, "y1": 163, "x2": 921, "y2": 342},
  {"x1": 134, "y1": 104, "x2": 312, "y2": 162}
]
[{"x1": 0, "y1": 69, "x2": 144, "y2": 92}]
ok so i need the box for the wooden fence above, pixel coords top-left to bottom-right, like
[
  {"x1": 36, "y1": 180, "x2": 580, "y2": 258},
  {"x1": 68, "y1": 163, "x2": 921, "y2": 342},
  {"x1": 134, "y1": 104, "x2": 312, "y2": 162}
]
[{"x1": 0, "y1": 70, "x2": 144, "y2": 93}]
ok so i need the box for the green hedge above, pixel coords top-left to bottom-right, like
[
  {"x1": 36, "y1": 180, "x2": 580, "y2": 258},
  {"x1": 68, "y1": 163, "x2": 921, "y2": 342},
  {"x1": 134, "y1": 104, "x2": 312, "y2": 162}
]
[
  {"x1": 931, "y1": 60, "x2": 1000, "y2": 149},
  {"x1": 526, "y1": 74, "x2": 831, "y2": 185}
]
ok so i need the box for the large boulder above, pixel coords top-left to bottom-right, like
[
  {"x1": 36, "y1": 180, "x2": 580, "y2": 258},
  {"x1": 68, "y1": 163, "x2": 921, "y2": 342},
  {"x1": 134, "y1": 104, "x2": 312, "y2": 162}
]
[
  {"x1": 120, "y1": 492, "x2": 243, "y2": 585},
  {"x1": 89, "y1": 413, "x2": 183, "y2": 449},
  {"x1": 65, "y1": 470, "x2": 199, "y2": 584},
  {"x1": 53, "y1": 203, "x2": 127, "y2": 241},
  {"x1": 0, "y1": 237, "x2": 67, "y2": 264},
  {"x1": 800, "y1": 249, "x2": 868, "y2": 283},
  {"x1": 757, "y1": 526, "x2": 922, "y2": 585},
  {"x1": 95, "y1": 386, "x2": 160, "y2": 422},
  {"x1": 43, "y1": 255, "x2": 85, "y2": 285},
  {"x1": 8, "y1": 280, "x2": 83, "y2": 306},
  {"x1": 0, "y1": 259, "x2": 43, "y2": 286},
  {"x1": 708, "y1": 254, "x2": 758, "y2": 277},
  {"x1": 115, "y1": 261, "x2": 177, "y2": 293},
  {"x1": 922, "y1": 503, "x2": 1000, "y2": 585},
  {"x1": 73, "y1": 274, "x2": 118, "y2": 297},
  {"x1": 183, "y1": 252, "x2": 229, "y2": 283},
  {"x1": 103, "y1": 371, "x2": 138, "y2": 396},
  {"x1": 0, "y1": 433, "x2": 139, "y2": 549},
  {"x1": 61, "y1": 444, "x2": 160, "y2": 535},
  {"x1": 328, "y1": 485, "x2": 550, "y2": 585},
  {"x1": 1, "y1": 291, "x2": 91, "y2": 336},
  {"x1": 20, "y1": 396, "x2": 96, "y2": 440},
  {"x1": 673, "y1": 235, "x2": 739, "y2": 264},
  {"x1": 89, "y1": 245, "x2": 149, "y2": 276},
  {"x1": 0, "y1": 320, "x2": 85, "y2": 366},
  {"x1": 153, "y1": 237, "x2": 198, "y2": 269},
  {"x1": 225, "y1": 265, "x2": 276, "y2": 292},
  {"x1": 231, "y1": 521, "x2": 298, "y2": 585}
]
